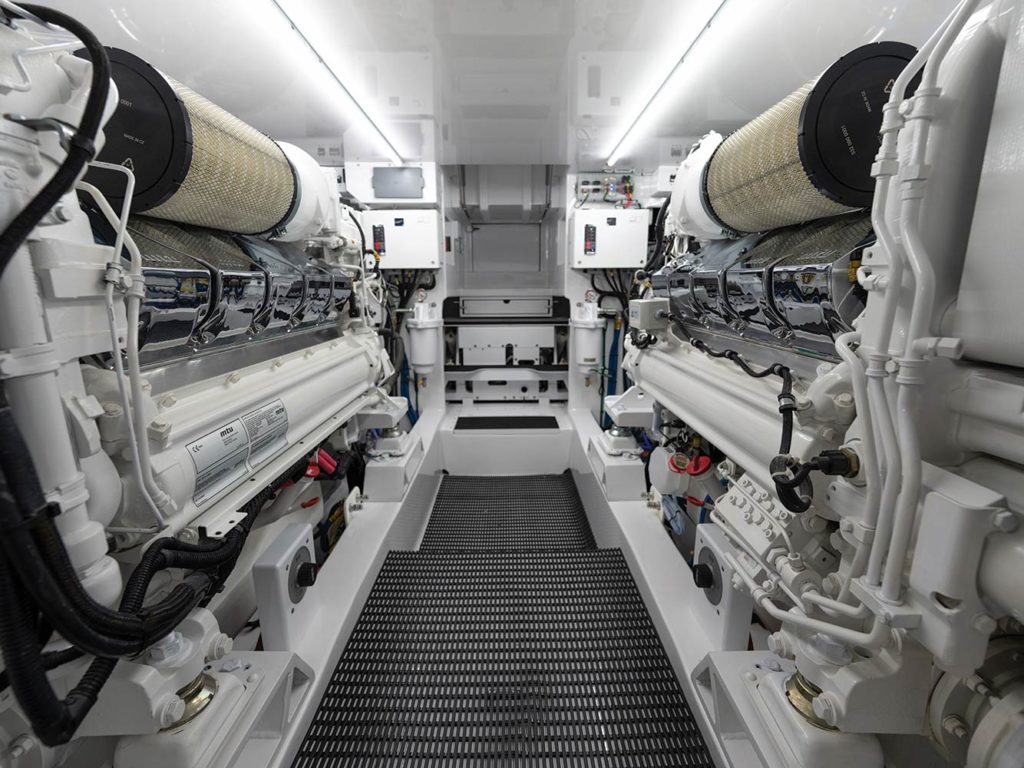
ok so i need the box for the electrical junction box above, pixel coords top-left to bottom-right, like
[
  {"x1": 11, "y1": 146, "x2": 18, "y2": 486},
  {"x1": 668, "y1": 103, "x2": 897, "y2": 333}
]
[
  {"x1": 570, "y1": 207, "x2": 649, "y2": 269},
  {"x1": 359, "y1": 209, "x2": 441, "y2": 269},
  {"x1": 629, "y1": 298, "x2": 670, "y2": 331},
  {"x1": 253, "y1": 523, "x2": 318, "y2": 653}
]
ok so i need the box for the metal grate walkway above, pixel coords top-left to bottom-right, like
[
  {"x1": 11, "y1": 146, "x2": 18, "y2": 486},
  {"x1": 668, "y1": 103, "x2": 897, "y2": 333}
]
[
  {"x1": 419, "y1": 473, "x2": 596, "y2": 552},
  {"x1": 291, "y1": 474, "x2": 714, "y2": 767}
]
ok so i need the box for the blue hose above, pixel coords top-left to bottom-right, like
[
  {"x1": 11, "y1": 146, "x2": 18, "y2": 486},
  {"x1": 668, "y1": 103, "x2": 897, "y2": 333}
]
[
  {"x1": 603, "y1": 323, "x2": 621, "y2": 429},
  {"x1": 400, "y1": 357, "x2": 418, "y2": 425}
]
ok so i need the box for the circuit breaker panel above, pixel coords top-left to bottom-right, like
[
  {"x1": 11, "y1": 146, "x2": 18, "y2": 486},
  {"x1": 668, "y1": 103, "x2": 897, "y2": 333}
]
[
  {"x1": 570, "y1": 208, "x2": 649, "y2": 268},
  {"x1": 359, "y1": 209, "x2": 441, "y2": 269}
]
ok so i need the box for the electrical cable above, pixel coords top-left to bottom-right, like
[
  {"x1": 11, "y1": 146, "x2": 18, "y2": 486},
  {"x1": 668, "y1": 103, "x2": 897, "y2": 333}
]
[
  {"x1": 645, "y1": 196, "x2": 671, "y2": 274},
  {"x1": 0, "y1": 389, "x2": 308, "y2": 744},
  {"x1": 666, "y1": 320, "x2": 808, "y2": 511},
  {"x1": 0, "y1": 4, "x2": 109, "y2": 281},
  {"x1": 350, "y1": 212, "x2": 368, "y2": 257}
]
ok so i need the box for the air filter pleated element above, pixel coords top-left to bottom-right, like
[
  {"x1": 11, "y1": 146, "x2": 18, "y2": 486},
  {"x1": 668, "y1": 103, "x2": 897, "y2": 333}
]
[
  {"x1": 704, "y1": 42, "x2": 916, "y2": 234},
  {"x1": 89, "y1": 49, "x2": 297, "y2": 235}
]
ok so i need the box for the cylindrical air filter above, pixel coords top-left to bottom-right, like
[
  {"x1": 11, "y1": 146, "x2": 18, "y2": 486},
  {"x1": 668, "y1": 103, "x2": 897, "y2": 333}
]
[
  {"x1": 88, "y1": 48, "x2": 297, "y2": 235},
  {"x1": 704, "y1": 42, "x2": 916, "y2": 234}
]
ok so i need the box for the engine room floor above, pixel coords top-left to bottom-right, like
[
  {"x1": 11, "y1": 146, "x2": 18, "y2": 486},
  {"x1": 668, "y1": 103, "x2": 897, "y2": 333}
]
[{"x1": 291, "y1": 474, "x2": 714, "y2": 767}]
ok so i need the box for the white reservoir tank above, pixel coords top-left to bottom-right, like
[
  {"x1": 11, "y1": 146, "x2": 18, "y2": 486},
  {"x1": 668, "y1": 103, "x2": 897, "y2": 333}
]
[
  {"x1": 571, "y1": 300, "x2": 605, "y2": 370},
  {"x1": 406, "y1": 301, "x2": 442, "y2": 374}
]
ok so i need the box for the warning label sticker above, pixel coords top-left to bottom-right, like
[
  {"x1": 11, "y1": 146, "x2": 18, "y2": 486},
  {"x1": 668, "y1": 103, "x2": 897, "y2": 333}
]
[{"x1": 187, "y1": 400, "x2": 289, "y2": 507}]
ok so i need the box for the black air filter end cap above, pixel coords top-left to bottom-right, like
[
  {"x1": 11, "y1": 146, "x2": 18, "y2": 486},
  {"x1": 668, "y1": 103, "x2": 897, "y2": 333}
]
[
  {"x1": 798, "y1": 41, "x2": 918, "y2": 208},
  {"x1": 83, "y1": 47, "x2": 192, "y2": 212}
]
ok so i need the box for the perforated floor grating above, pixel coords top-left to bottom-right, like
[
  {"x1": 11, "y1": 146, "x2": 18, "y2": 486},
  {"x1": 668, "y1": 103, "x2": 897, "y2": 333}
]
[
  {"x1": 291, "y1": 475, "x2": 714, "y2": 767},
  {"x1": 419, "y1": 472, "x2": 597, "y2": 552}
]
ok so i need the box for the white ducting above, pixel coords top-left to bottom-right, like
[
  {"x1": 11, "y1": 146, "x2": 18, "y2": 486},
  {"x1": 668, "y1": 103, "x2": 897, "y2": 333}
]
[
  {"x1": 669, "y1": 131, "x2": 728, "y2": 241},
  {"x1": 276, "y1": 141, "x2": 335, "y2": 241}
]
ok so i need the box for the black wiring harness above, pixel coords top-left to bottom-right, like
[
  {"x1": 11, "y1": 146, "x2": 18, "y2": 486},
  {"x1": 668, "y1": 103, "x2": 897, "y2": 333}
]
[
  {"x1": 664, "y1": 321, "x2": 858, "y2": 514},
  {"x1": 0, "y1": 390, "x2": 311, "y2": 745},
  {"x1": 0, "y1": 5, "x2": 109, "y2": 278}
]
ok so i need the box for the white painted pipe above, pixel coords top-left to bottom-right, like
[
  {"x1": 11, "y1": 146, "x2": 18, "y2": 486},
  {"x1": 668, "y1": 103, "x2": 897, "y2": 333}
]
[
  {"x1": 832, "y1": 333, "x2": 880, "y2": 604},
  {"x1": 881, "y1": 0, "x2": 982, "y2": 604},
  {"x1": 803, "y1": 590, "x2": 872, "y2": 620},
  {"x1": 726, "y1": 552, "x2": 892, "y2": 650},
  {"x1": 866, "y1": 372, "x2": 902, "y2": 587},
  {"x1": 103, "y1": 282, "x2": 166, "y2": 526},
  {"x1": 710, "y1": 509, "x2": 808, "y2": 611},
  {"x1": 78, "y1": 181, "x2": 173, "y2": 516}
]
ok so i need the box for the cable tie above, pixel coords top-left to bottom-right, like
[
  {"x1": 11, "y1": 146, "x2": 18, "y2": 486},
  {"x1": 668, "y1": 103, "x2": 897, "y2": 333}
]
[{"x1": 68, "y1": 133, "x2": 96, "y2": 159}]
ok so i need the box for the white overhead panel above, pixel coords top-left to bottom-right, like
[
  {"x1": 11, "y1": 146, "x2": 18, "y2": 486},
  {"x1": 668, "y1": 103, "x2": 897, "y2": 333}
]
[
  {"x1": 570, "y1": 208, "x2": 650, "y2": 269},
  {"x1": 345, "y1": 162, "x2": 438, "y2": 206}
]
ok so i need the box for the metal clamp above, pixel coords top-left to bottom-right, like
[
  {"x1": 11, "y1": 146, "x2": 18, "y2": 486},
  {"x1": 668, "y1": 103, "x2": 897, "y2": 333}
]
[{"x1": 0, "y1": 341, "x2": 59, "y2": 380}]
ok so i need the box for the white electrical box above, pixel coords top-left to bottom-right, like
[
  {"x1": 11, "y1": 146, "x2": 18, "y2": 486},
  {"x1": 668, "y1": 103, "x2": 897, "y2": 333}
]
[
  {"x1": 359, "y1": 209, "x2": 441, "y2": 269},
  {"x1": 570, "y1": 208, "x2": 650, "y2": 269}
]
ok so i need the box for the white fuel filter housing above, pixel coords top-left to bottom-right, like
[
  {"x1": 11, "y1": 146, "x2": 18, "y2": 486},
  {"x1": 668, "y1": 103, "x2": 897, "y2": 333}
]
[
  {"x1": 406, "y1": 302, "x2": 442, "y2": 375},
  {"x1": 571, "y1": 301, "x2": 604, "y2": 369}
]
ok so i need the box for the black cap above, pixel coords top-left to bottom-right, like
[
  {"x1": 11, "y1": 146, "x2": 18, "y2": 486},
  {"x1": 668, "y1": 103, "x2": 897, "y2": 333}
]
[
  {"x1": 798, "y1": 41, "x2": 918, "y2": 208},
  {"x1": 85, "y1": 47, "x2": 192, "y2": 212}
]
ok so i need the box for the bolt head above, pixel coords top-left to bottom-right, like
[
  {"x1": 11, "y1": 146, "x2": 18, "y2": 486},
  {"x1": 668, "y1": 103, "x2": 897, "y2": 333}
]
[
  {"x1": 208, "y1": 633, "x2": 233, "y2": 661},
  {"x1": 812, "y1": 695, "x2": 837, "y2": 726},
  {"x1": 942, "y1": 714, "x2": 970, "y2": 740},
  {"x1": 158, "y1": 696, "x2": 186, "y2": 729}
]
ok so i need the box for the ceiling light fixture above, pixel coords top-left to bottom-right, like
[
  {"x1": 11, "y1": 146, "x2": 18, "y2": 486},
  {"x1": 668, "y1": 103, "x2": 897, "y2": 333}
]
[
  {"x1": 605, "y1": 0, "x2": 730, "y2": 168},
  {"x1": 269, "y1": 0, "x2": 404, "y2": 165}
]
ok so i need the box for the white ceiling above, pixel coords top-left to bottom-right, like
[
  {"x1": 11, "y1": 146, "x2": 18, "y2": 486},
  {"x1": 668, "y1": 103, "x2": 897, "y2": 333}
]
[{"x1": 55, "y1": 0, "x2": 957, "y2": 170}]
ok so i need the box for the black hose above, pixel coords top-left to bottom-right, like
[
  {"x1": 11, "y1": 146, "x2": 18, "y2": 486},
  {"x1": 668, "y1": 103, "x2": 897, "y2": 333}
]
[
  {"x1": 0, "y1": 5, "x2": 110, "y2": 281},
  {"x1": 670, "y1": 320, "x2": 808, "y2": 512},
  {"x1": 0, "y1": 403, "x2": 206, "y2": 649},
  {"x1": 350, "y1": 212, "x2": 369, "y2": 257},
  {"x1": 645, "y1": 196, "x2": 671, "y2": 273},
  {"x1": 0, "y1": 646, "x2": 83, "y2": 693},
  {"x1": 0, "y1": 554, "x2": 116, "y2": 746}
]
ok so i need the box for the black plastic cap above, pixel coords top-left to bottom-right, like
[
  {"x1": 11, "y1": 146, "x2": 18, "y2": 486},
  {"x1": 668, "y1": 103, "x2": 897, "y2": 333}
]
[
  {"x1": 84, "y1": 47, "x2": 193, "y2": 211},
  {"x1": 692, "y1": 563, "x2": 715, "y2": 590},
  {"x1": 296, "y1": 561, "x2": 318, "y2": 589},
  {"x1": 798, "y1": 41, "x2": 918, "y2": 208}
]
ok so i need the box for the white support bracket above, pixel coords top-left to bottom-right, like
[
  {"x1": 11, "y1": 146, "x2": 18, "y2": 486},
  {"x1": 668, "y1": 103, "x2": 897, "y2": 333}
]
[{"x1": 603, "y1": 385, "x2": 655, "y2": 429}]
